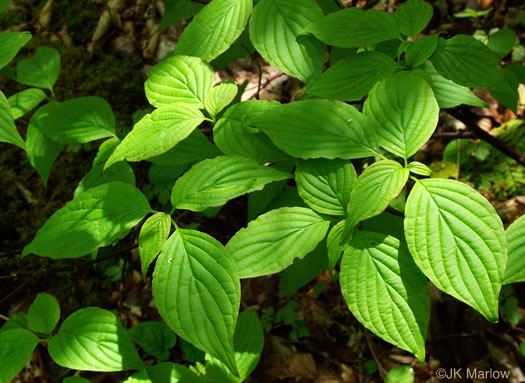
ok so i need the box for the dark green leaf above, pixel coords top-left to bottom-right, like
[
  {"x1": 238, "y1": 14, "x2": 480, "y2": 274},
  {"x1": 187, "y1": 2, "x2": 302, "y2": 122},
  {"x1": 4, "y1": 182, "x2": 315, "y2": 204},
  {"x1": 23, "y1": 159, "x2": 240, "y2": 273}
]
[{"x1": 307, "y1": 52, "x2": 399, "y2": 101}]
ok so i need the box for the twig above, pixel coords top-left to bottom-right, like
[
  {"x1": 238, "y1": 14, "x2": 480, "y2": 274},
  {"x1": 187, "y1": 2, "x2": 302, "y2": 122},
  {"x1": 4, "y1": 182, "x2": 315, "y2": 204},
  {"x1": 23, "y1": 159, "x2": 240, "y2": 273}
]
[
  {"x1": 0, "y1": 313, "x2": 9, "y2": 321},
  {"x1": 431, "y1": 131, "x2": 475, "y2": 139},
  {"x1": 364, "y1": 330, "x2": 388, "y2": 380},
  {"x1": 386, "y1": 206, "x2": 404, "y2": 218},
  {"x1": 447, "y1": 109, "x2": 525, "y2": 166},
  {"x1": 246, "y1": 72, "x2": 286, "y2": 91}
]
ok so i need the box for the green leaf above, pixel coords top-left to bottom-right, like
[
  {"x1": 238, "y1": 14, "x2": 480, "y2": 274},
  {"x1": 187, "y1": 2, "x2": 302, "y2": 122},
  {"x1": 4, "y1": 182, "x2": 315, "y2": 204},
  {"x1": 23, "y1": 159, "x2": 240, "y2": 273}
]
[
  {"x1": 149, "y1": 129, "x2": 221, "y2": 166},
  {"x1": 159, "y1": 0, "x2": 204, "y2": 28},
  {"x1": 252, "y1": 99, "x2": 379, "y2": 159},
  {"x1": 16, "y1": 47, "x2": 60, "y2": 91},
  {"x1": 205, "y1": 311, "x2": 264, "y2": 382},
  {"x1": 139, "y1": 212, "x2": 172, "y2": 278},
  {"x1": 171, "y1": 155, "x2": 291, "y2": 211},
  {"x1": 0, "y1": 329, "x2": 40, "y2": 383},
  {"x1": 226, "y1": 206, "x2": 330, "y2": 278},
  {"x1": 213, "y1": 100, "x2": 289, "y2": 163},
  {"x1": 361, "y1": 211, "x2": 405, "y2": 241},
  {"x1": 48, "y1": 307, "x2": 144, "y2": 371},
  {"x1": 25, "y1": 103, "x2": 63, "y2": 186},
  {"x1": 147, "y1": 362, "x2": 205, "y2": 382},
  {"x1": 23, "y1": 182, "x2": 151, "y2": 259},
  {"x1": 280, "y1": 242, "x2": 328, "y2": 297},
  {"x1": 423, "y1": 62, "x2": 487, "y2": 108},
  {"x1": 152, "y1": 229, "x2": 240, "y2": 376},
  {"x1": 393, "y1": 0, "x2": 433, "y2": 38},
  {"x1": 295, "y1": 158, "x2": 356, "y2": 216},
  {"x1": 503, "y1": 215, "x2": 525, "y2": 284},
  {"x1": 340, "y1": 231, "x2": 429, "y2": 362},
  {"x1": 204, "y1": 83, "x2": 237, "y2": 118},
  {"x1": 144, "y1": 55, "x2": 214, "y2": 109},
  {"x1": 405, "y1": 34, "x2": 438, "y2": 68},
  {"x1": 38, "y1": 96, "x2": 116, "y2": 144},
  {"x1": 0, "y1": 90, "x2": 25, "y2": 149},
  {"x1": 106, "y1": 104, "x2": 204, "y2": 169},
  {"x1": 303, "y1": 7, "x2": 399, "y2": 48},
  {"x1": 327, "y1": 220, "x2": 345, "y2": 270},
  {"x1": 129, "y1": 321, "x2": 177, "y2": 361},
  {"x1": 0, "y1": 31, "x2": 32, "y2": 70},
  {"x1": 74, "y1": 138, "x2": 135, "y2": 197},
  {"x1": 404, "y1": 178, "x2": 507, "y2": 322},
  {"x1": 386, "y1": 365, "x2": 415, "y2": 383},
  {"x1": 175, "y1": 0, "x2": 253, "y2": 62},
  {"x1": 7, "y1": 88, "x2": 48, "y2": 119},
  {"x1": 487, "y1": 26, "x2": 516, "y2": 58},
  {"x1": 364, "y1": 71, "x2": 439, "y2": 160},
  {"x1": 407, "y1": 161, "x2": 433, "y2": 177},
  {"x1": 453, "y1": 7, "x2": 492, "y2": 18},
  {"x1": 249, "y1": 0, "x2": 325, "y2": 83},
  {"x1": 306, "y1": 51, "x2": 399, "y2": 101},
  {"x1": 430, "y1": 35, "x2": 517, "y2": 111},
  {"x1": 27, "y1": 293, "x2": 60, "y2": 334},
  {"x1": 343, "y1": 160, "x2": 409, "y2": 239},
  {"x1": 0, "y1": 313, "x2": 28, "y2": 332}
]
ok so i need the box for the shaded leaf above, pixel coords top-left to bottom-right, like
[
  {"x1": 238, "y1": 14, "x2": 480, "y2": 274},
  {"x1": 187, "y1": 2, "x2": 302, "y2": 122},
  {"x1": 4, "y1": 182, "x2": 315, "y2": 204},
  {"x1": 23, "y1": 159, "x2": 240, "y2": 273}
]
[
  {"x1": 139, "y1": 212, "x2": 172, "y2": 278},
  {"x1": 0, "y1": 329, "x2": 40, "y2": 383},
  {"x1": 27, "y1": 293, "x2": 60, "y2": 334},
  {"x1": 16, "y1": 47, "x2": 60, "y2": 91},
  {"x1": 307, "y1": 51, "x2": 399, "y2": 101},
  {"x1": 0, "y1": 90, "x2": 25, "y2": 149},
  {"x1": 0, "y1": 31, "x2": 32, "y2": 70},
  {"x1": 304, "y1": 7, "x2": 399, "y2": 48}
]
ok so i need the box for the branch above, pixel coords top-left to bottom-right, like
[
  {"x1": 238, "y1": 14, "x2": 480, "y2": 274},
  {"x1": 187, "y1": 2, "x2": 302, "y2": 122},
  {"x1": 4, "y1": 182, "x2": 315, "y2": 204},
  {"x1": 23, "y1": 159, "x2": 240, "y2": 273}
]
[
  {"x1": 431, "y1": 131, "x2": 475, "y2": 140},
  {"x1": 447, "y1": 109, "x2": 525, "y2": 167}
]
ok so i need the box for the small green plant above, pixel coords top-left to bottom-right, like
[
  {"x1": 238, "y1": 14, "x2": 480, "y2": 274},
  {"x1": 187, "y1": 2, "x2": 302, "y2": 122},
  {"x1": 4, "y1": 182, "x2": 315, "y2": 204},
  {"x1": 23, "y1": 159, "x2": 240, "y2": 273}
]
[{"x1": 1, "y1": 0, "x2": 525, "y2": 381}]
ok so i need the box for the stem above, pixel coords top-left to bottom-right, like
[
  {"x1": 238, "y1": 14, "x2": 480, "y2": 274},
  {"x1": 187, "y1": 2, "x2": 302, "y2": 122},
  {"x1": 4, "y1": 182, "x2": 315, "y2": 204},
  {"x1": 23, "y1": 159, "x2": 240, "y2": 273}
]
[
  {"x1": 456, "y1": 137, "x2": 461, "y2": 181},
  {"x1": 447, "y1": 109, "x2": 525, "y2": 166},
  {"x1": 0, "y1": 313, "x2": 9, "y2": 321}
]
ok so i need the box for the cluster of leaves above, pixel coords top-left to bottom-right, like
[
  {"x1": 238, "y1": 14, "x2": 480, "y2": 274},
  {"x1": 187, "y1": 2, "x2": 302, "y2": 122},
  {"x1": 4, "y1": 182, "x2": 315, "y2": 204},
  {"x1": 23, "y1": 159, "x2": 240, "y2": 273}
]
[
  {"x1": 0, "y1": 293, "x2": 264, "y2": 383},
  {"x1": 1, "y1": 0, "x2": 525, "y2": 381}
]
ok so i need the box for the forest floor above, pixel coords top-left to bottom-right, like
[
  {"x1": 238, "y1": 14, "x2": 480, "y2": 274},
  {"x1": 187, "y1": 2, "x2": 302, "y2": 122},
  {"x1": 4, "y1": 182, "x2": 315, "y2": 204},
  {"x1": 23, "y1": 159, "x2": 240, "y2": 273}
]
[{"x1": 1, "y1": 0, "x2": 525, "y2": 382}]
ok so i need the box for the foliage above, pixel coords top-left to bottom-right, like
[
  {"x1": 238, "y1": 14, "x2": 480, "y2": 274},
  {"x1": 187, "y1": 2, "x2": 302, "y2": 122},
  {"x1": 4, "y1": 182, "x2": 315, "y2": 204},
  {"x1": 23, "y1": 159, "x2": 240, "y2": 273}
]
[{"x1": 1, "y1": 0, "x2": 524, "y2": 381}]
